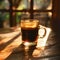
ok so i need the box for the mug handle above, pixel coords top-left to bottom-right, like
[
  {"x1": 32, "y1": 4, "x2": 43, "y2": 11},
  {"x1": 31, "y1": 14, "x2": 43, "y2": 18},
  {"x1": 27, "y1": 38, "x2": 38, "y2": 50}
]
[{"x1": 39, "y1": 27, "x2": 46, "y2": 38}]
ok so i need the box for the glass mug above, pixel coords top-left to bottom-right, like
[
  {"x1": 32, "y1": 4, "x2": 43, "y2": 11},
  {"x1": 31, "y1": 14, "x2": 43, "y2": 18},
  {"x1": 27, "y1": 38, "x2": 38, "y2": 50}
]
[
  {"x1": 21, "y1": 19, "x2": 46, "y2": 45},
  {"x1": 20, "y1": 19, "x2": 46, "y2": 46}
]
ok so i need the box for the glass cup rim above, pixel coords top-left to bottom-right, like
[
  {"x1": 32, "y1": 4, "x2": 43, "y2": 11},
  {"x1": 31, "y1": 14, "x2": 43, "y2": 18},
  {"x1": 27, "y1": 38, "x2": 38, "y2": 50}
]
[
  {"x1": 20, "y1": 19, "x2": 39, "y2": 28},
  {"x1": 21, "y1": 19, "x2": 39, "y2": 23}
]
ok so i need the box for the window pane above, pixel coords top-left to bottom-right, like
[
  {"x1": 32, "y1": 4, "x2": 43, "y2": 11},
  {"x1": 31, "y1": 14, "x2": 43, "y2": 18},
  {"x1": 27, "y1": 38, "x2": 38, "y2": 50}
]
[
  {"x1": 0, "y1": 12, "x2": 10, "y2": 28},
  {"x1": 16, "y1": 12, "x2": 30, "y2": 25},
  {"x1": 15, "y1": 0, "x2": 30, "y2": 10},
  {"x1": 0, "y1": 0, "x2": 9, "y2": 9},
  {"x1": 33, "y1": 12, "x2": 52, "y2": 27},
  {"x1": 33, "y1": 0, "x2": 52, "y2": 10},
  {"x1": 21, "y1": 12, "x2": 30, "y2": 19}
]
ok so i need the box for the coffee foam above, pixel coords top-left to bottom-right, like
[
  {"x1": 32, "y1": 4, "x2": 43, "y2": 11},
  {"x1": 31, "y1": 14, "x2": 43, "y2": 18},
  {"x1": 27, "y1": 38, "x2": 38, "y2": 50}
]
[{"x1": 21, "y1": 20, "x2": 39, "y2": 28}]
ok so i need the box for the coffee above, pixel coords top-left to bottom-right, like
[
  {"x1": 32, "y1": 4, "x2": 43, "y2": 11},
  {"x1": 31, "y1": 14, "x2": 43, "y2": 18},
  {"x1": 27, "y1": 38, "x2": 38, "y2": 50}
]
[{"x1": 21, "y1": 20, "x2": 39, "y2": 42}]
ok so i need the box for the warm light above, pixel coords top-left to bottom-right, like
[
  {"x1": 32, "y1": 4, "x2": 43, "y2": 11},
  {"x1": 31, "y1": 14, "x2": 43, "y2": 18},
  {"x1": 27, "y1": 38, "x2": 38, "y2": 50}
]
[
  {"x1": 0, "y1": 30, "x2": 22, "y2": 59},
  {"x1": 48, "y1": 12, "x2": 52, "y2": 17},
  {"x1": 33, "y1": 6, "x2": 37, "y2": 10},
  {"x1": 0, "y1": 31, "x2": 20, "y2": 44},
  {"x1": 28, "y1": 0, "x2": 31, "y2": 2},
  {"x1": 24, "y1": 42, "x2": 30, "y2": 51},
  {"x1": 26, "y1": 12, "x2": 29, "y2": 15},
  {"x1": 24, "y1": 42, "x2": 30, "y2": 46}
]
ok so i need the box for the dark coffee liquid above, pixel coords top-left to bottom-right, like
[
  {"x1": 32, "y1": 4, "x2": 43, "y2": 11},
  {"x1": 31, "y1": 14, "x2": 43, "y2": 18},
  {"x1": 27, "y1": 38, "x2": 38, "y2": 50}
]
[{"x1": 21, "y1": 27, "x2": 38, "y2": 42}]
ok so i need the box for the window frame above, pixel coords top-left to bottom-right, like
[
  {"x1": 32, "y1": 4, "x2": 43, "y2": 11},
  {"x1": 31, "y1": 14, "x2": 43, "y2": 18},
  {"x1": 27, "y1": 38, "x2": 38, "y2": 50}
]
[{"x1": 0, "y1": 0, "x2": 54, "y2": 27}]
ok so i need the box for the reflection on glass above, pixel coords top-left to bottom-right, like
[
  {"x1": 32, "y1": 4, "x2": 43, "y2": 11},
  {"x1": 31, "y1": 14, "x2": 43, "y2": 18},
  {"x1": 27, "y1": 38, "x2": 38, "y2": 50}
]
[
  {"x1": 0, "y1": 0, "x2": 9, "y2": 9},
  {"x1": 33, "y1": 0, "x2": 52, "y2": 10},
  {"x1": 33, "y1": 12, "x2": 52, "y2": 27},
  {"x1": 0, "y1": 12, "x2": 9, "y2": 28},
  {"x1": 21, "y1": 12, "x2": 30, "y2": 20},
  {"x1": 46, "y1": 0, "x2": 52, "y2": 10},
  {"x1": 48, "y1": 12, "x2": 52, "y2": 17},
  {"x1": 16, "y1": 0, "x2": 30, "y2": 10},
  {"x1": 22, "y1": 0, "x2": 30, "y2": 9},
  {"x1": 16, "y1": 12, "x2": 30, "y2": 26}
]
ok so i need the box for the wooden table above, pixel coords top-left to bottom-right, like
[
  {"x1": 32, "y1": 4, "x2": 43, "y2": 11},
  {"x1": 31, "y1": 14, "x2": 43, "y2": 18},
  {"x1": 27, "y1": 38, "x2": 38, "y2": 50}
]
[
  {"x1": 0, "y1": 26, "x2": 60, "y2": 60},
  {"x1": 0, "y1": 27, "x2": 22, "y2": 60}
]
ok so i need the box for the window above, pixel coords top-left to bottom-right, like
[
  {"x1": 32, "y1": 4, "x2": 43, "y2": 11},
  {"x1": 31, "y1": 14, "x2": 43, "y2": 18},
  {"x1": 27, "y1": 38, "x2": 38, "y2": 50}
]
[{"x1": 0, "y1": 0, "x2": 52, "y2": 28}]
